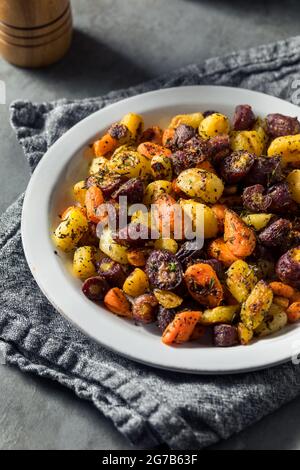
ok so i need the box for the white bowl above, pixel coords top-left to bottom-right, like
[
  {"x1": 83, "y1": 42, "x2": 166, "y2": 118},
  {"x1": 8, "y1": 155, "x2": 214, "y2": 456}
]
[{"x1": 22, "y1": 86, "x2": 300, "y2": 374}]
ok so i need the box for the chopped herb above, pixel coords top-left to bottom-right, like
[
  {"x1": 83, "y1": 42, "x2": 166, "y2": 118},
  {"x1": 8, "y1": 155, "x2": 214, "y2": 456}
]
[{"x1": 168, "y1": 262, "x2": 177, "y2": 272}]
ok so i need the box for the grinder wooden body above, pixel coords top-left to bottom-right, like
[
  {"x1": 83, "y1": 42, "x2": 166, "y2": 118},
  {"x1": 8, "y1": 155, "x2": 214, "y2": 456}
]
[{"x1": 0, "y1": 0, "x2": 72, "y2": 68}]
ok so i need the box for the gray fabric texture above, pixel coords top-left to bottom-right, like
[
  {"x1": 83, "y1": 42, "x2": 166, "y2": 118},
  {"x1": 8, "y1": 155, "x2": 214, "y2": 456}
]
[{"x1": 2, "y1": 36, "x2": 300, "y2": 449}]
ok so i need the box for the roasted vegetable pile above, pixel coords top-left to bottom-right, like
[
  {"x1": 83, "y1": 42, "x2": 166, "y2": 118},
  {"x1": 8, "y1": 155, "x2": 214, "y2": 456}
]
[{"x1": 53, "y1": 107, "x2": 300, "y2": 347}]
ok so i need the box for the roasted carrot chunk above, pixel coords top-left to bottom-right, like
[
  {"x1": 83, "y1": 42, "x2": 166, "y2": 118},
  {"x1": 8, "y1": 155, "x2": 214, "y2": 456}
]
[
  {"x1": 211, "y1": 204, "x2": 227, "y2": 233},
  {"x1": 85, "y1": 186, "x2": 104, "y2": 223},
  {"x1": 162, "y1": 128, "x2": 175, "y2": 147},
  {"x1": 162, "y1": 311, "x2": 201, "y2": 344},
  {"x1": 104, "y1": 288, "x2": 132, "y2": 317},
  {"x1": 269, "y1": 281, "x2": 295, "y2": 299},
  {"x1": 153, "y1": 193, "x2": 184, "y2": 238},
  {"x1": 93, "y1": 134, "x2": 118, "y2": 156},
  {"x1": 184, "y1": 263, "x2": 223, "y2": 308},
  {"x1": 137, "y1": 142, "x2": 171, "y2": 160},
  {"x1": 208, "y1": 237, "x2": 240, "y2": 267},
  {"x1": 224, "y1": 209, "x2": 256, "y2": 258},
  {"x1": 286, "y1": 302, "x2": 300, "y2": 323}
]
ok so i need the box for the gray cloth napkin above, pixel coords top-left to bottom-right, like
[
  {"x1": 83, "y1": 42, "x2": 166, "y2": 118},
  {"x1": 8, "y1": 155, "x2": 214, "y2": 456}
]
[{"x1": 2, "y1": 36, "x2": 300, "y2": 450}]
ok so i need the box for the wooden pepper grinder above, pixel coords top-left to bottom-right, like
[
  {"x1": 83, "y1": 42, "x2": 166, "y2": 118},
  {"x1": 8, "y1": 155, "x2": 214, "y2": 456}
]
[{"x1": 0, "y1": 0, "x2": 73, "y2": 68}]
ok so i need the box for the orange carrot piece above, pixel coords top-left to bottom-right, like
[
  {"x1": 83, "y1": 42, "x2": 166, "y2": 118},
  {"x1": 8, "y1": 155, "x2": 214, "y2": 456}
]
[
  {"x1": 162, "y1": 311, "x2": 201, "y2": 345},
  {"x1": 104, "y1": 288, "x2": 132, "y2": 317},
  {"x1": 269, "y1": 281, "x2": 295, "y2": 299},
  {"x1": 153, "y1": 193, "x2": 184, "y2": 238},
  {"x1": 211, "y1": 204, "x2": 227, "y2": 233},
  {"x1": 137, "y1": 142, "x2": 171, "y2": 159},
  {"x1": 85, "y1": 186, "x2": 104, "y2": 223},
  {"x1": 93, "y1": 134, "x2": 118, "y2": 156},
  {"x1": 224, "y1": 209, "x2": 256, "y2": 258},
  {"x1": 184, "y1": 263, "x2": 223, "y2": 308},
  {"x1": 140, "y1": 126, "x2": 163, "y2": 145},
  {"x1": 286, "y1": 302, "x2": 300, "y2": 323},
  {"x1": 208, "y1": 237, "x2": 240, "y2": 267},
  {"x1": 162, "y1": 128, "x2": 175, "y2": 147}
]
